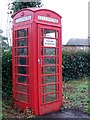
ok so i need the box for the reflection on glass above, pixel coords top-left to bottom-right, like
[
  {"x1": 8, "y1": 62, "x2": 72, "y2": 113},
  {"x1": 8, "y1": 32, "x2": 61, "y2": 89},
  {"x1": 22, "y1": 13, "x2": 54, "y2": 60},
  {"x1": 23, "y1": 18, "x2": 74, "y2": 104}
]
[
  {"x1": 17, "y1": 29, "x2": 26, "y2": 37},
  {"x1": 41, "y1": 38, "x2": 43, "y2": 46},
  {"x1": 18, "y1": 76, "x2": 26, "y2": 83},
  {"x1": 44, "y1": 29, "x2": 56, "y2": 38},
  {"x1": 44, "y1": 48, "x2": 56, "y2": 56},
  {"x1": 44, "y1": 66, "x2": 56, "y2": 74},
  {"x1": 46, "y1": 85, "x2": 56, "y2": 93},
  {"x1": 42, "y1": 86, "x2": 44, "y2": 94},
  {"x1": 42, "y1": 96, "x2": 44, "y2": 103},
  {"x1": 41, "y1": 28, "x2": 43, "y2": 36},
  {"x1": 17, "y1": 85, "x2": 27, "y2": 92},
  {"x1": 18, "y1": 57, "x2": 26, "y2": 65},
  {"x1": 18, "y1": 66, "x2": 26, "y2": 74},
  {"x1": 42, "y1": 76, "x2": 56, "y2": 84},
  {"x1": 41, "y1": 48, "x2": 43, "y2": 55},
  {"x1": 18, "y1": 48, "x2": 27, "y2": 56},
  {"x1": 46, "y1": 94, "x2": 56, "y2": 102},
  {"x1": 18, "y1": 39, "x2": 26, "y2": 46},
  {"x1": 44, "y1": 58, "x2": 56, "y2": 64},
  {"x1": 56, "y1": 31, "x2": 59, "y2": 38},
  {"x1": 56, "y1": 40, "x2": 59, "y2": 46},
  {"x1": 17, "y1": 94, "x2": 29, "y2": 102},
  {"x1": 44, "y1": 85, "x2": 56, "y2": 93}
]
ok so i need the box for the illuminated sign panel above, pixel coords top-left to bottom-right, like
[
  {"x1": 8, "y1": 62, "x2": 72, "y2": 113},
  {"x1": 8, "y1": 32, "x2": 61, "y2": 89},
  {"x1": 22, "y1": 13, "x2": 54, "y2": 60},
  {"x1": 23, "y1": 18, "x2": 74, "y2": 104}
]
[
  {"x1": 38, "y1": 15, "x2": 58, "y2": 23},
  {"x1": 15, "y1": 16, "x2": 31, "y2": 23}
]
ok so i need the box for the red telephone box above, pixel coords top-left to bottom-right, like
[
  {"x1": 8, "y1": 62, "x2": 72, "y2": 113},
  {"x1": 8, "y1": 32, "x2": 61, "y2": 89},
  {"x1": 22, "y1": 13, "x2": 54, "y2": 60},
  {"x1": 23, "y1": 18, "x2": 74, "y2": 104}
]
[{"x1": 12, "y1": 8, "x2": 62, "y2": 115}]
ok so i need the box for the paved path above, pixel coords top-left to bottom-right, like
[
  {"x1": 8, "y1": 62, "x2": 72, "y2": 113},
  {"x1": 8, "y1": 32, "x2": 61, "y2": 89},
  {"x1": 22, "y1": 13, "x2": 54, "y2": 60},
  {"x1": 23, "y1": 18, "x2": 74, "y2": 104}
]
[{"x1": 37, "y1": 108, "x2": 90, "y2": 119}]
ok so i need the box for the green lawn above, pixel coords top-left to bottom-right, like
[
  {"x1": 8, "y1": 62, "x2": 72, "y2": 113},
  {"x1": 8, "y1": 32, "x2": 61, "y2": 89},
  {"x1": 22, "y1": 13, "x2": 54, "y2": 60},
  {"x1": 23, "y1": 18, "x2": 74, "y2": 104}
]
[{"x1": 63, "y1": 77, "x2": 90, "y2": 114}]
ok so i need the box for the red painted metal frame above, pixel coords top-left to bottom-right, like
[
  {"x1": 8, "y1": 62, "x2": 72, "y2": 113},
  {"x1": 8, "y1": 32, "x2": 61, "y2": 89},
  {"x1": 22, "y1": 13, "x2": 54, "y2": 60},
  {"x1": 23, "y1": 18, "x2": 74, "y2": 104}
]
[{"x1": 12, "y1": 8, "x2": 62, "y2": 116}]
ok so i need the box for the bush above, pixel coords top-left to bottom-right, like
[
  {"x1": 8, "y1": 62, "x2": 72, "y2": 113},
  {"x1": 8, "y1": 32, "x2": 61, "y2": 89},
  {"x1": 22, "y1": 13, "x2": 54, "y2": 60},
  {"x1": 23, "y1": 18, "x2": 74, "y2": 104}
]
[
  {"x1": 62, "y1": 50, "x2": 89, "y2": 81},
  {"x1": 2, "y1": 50, "x2": 12, "y2": 99}
]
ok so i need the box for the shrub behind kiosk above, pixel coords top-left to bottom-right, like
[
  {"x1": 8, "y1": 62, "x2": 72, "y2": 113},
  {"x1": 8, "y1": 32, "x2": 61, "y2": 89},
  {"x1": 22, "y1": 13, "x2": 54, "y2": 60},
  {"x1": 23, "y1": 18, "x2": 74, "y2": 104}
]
[{"x1": 12, "y1": 8, "x2": 62, "y2": 115}]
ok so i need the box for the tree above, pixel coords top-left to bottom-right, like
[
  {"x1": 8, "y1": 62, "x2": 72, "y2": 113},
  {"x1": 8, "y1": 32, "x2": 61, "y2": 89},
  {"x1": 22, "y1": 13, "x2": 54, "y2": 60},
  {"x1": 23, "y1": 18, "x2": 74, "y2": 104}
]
[
  {"x1": 11, "y1": 0, "x2": 42, "y2": 13},
  {"x1": 1, "y1": 36, "x2": 9, "y2": 51}
]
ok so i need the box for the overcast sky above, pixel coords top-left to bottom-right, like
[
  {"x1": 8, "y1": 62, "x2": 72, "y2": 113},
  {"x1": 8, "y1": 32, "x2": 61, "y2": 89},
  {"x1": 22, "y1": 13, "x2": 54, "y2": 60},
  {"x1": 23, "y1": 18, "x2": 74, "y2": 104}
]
[{"x1": 0, "y1": 0, "x2": 89, "y2": 44}]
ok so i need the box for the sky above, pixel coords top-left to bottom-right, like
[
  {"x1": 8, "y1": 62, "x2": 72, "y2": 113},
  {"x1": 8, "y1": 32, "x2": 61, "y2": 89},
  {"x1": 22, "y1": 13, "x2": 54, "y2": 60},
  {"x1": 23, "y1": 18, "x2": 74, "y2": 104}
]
[{"x1": 0, "y1": 0, "x2": 89, "y2": 44}]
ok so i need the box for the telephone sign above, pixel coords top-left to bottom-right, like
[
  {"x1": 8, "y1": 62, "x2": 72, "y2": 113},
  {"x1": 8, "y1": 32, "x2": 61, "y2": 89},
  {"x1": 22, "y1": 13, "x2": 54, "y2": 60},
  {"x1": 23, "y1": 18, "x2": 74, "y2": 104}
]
[
  {"x1": 38, "y1": 15, "x2": 58, "y2": 23},
  {"x1": 15, "y1": 16, "x2": 31, "y2": 23}
]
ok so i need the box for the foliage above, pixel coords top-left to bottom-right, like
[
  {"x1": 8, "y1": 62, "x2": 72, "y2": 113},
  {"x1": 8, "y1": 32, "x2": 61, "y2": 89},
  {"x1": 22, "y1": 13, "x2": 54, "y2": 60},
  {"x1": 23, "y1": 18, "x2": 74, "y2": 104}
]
[
  {"x1": 11, "y1": 0, "x2": 42, "y2": 13},
  {"x1": 62, "y1": 50, "x2": 89, "y2": 81},
  {"x1": 2, "y1": 42, "x2": 9, "y2": 50},
  {"x1": 0, "y1": 35, "x2": 9, "y2": 51},
  {"x1": 2, "y1": 36, "x2": 8, "y2": 40},
  {"x1": 2, "y1": 50, "x2": 12, "y2": 99}
]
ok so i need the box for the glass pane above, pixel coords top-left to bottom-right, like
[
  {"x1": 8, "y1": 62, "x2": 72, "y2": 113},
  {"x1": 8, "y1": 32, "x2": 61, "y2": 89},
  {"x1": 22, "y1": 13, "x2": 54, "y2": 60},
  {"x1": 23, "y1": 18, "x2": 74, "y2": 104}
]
[
  {"x1": 44, "y1": 29, "x2": 56, "y2": 38},
  {"x1": 18, "y1": 57, "x2": 26, "y2": 65},
  {"x1": 41, "y1": 28, "x2": 43, "y2": 36},
  {"x1": 18, "y1": 76, "x2": 26, "y2": 83},
  {"x1": 56, "y1": 31, "x2": 59, "y2": 38},
  {"x1": 42, "y1": 76, "x2": 56, "y2": 84},
  {"x1": 17, "y1": 94, "x2": 29, "y2": 102},
  {"x1": 44, "y1": 48, "x2": 56, "y2": 56},
  {"x1": 46, "y1": 94, "x2": 56, "y2": 102},
  {"x1": 18, "y1": 66, "x2": 26, "y2": 74},
  {"x1": 17, "y1": 39, "x2": 26, "y2": 46},
  {"x1": 41, "y1": 48, "x2": 43, "y2": 55},
  {"x1": 43, "y1": 66, "x2": 56, "y2": 74},
  {"x1": 18, "y1": 48, "x2": 27, "y2": 56},
  {"x1": 44, "y1": 58, "x2": 56, "y2": 64},
  {"x1": 56, "y1": 49, "x2": 59, "y2": 55},
  {"x1": 17, "y1": 85, "x2": 27, "y2": 93},
  {"x1": 41, "y1": 38, "x2": 43, "y2": 46},
  {"x1": 42, "y1": 96, "x2": 44, "y2": 103},
  {"x1": 56, "y1": 40, "x2": 59, "y2": 46},
  {"x1": 42, "y1": 86, "x2": 44, "y2": 94},
  {"x1": 46, "y1": 84, "x2": 56, "y2": 93},
  {"x1": 42, "y1": 85, "x2": 56, "y2": 94},
  {"x1": 17, "y1": 29, "x2": 26, "y2": 37}
]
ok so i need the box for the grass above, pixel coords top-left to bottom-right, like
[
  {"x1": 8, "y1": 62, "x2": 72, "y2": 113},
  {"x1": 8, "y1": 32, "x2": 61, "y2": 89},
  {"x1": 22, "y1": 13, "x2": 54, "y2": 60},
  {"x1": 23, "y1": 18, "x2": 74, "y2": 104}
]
[{"x1": 62, "y1": 77, "x2": 90, "y2": 114}]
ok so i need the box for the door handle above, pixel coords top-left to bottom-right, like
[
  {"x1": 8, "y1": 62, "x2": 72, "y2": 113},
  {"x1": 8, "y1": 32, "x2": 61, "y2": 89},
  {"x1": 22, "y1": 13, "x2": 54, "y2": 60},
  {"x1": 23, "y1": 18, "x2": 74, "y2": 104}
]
[{"x1": 38, "y1": 59, "x2": 40, "y2": 64}]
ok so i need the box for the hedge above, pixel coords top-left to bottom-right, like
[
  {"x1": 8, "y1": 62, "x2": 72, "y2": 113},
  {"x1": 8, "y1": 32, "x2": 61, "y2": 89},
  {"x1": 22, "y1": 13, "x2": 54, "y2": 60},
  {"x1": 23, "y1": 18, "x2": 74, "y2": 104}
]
[
  {"x1": 2, "y1": 50, "x2": 12, "y2": 99},
  {"x1": 62, "y1": 50, "x2": 90, "y2": 80},
  {"x1": 2, "y1": 50, "x2": 90, "y2": 99}
]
